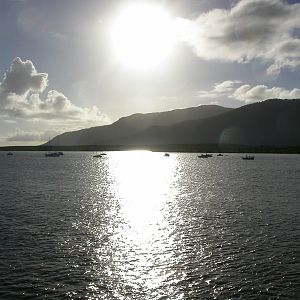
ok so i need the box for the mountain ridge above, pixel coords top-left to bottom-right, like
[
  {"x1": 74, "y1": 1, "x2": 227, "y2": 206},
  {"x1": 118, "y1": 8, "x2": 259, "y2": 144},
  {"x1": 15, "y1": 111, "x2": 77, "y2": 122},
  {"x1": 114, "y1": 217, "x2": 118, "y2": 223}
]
[
  {"x1": 49, "y1": 99, "x2": 300, "y2": 147},
  {"x1": 49, "y1": 104, "x2": 231, "y2": 146},
  {"x1": 113, "y1": 98, "x2": 300, "y2": 146}
]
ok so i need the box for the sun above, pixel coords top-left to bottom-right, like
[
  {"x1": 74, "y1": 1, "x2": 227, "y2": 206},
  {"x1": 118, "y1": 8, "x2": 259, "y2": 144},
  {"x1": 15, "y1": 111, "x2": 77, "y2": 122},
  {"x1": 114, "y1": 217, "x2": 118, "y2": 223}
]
[{"x1": 110, "y1": 3, "x2": 175, "y2": 70}]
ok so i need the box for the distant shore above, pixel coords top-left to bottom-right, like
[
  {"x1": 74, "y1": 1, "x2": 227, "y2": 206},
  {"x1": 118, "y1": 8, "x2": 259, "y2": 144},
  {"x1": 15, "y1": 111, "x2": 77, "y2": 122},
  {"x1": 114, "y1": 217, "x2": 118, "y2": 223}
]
[{"x1": 1, "y1": 144, "x2": 300, "y2": 154}]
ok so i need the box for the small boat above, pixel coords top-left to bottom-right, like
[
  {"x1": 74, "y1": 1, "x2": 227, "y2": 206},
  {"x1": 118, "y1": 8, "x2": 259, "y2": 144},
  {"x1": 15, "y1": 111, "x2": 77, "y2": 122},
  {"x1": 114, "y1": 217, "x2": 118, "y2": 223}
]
[
  {"x1": 198, "y1": 153, "x2": 212, "y2": 158},
  {"x1": 217, "y1": 153, "x2": 223, "y2": 156},
  {"x1": 242, "y1": 155, "x2": 255, "y2": 160},
  {"x1": 45, "y1": 152, "x2": 60, "y2": 157},
  {"x1": 7, "y1": 152, "x2": 13, "y2": 156},
  {"x1": 93, "y1": 154, "x2": 103, "y2": 158},
  {"x1": 45, "y1": 137, "x2": 62, "y2": 157},
  {"x1": 164, "y1": 153, "x2": 170, "y2": 157}
]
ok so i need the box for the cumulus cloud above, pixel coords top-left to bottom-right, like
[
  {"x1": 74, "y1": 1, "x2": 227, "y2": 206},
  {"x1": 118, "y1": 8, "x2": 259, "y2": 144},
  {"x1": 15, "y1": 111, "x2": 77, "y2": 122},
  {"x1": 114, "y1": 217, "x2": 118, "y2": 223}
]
[
  {"x1": 1, "y1": 57, "x2": 48, "y2": 95},
  {"x1": 0, "y1": 58, "x2": 110, "y2": 126},
  {"x1": 197, "y1": 80, "x2": 242, "y2": 98},
  {"x1": 233, "y1": 84, "x2": 300, "y2": 102},
  {"x1": 177, "y1": 0, "x2": 300, "y2": 74},
  {"x1": 197, "y1": 80, "x2": 300, "y2": 103}
]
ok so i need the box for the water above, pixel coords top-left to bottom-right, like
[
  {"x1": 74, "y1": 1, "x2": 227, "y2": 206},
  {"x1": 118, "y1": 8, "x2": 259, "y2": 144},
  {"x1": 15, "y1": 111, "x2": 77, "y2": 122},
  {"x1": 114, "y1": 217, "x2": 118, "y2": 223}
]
[{"x1": 0, "y1": 151, "x2": 299, "y2": 299}]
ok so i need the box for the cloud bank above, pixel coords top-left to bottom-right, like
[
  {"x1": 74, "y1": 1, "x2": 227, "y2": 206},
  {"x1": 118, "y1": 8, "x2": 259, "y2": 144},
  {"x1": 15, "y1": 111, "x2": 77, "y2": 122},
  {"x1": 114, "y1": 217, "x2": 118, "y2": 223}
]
[
  {"x1": 197, "y1": 80, "x2": 300, "y2": 103},
  {"x1": 6, "y1": 130, "x2": 56, "y2": 143},
  {"x1": 0, "y1": 58, "x2": 109, "y2": 126},
  {"x1": 177, "y1": 0, "x2": 300, "y2": 74}
]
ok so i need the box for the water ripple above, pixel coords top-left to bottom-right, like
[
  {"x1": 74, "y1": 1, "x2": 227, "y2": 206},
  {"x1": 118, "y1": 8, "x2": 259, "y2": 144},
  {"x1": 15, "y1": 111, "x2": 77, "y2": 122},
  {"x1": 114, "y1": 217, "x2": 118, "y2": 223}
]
[{"x1": 0, "y1": 152, "x2": 299, "y2": 299}]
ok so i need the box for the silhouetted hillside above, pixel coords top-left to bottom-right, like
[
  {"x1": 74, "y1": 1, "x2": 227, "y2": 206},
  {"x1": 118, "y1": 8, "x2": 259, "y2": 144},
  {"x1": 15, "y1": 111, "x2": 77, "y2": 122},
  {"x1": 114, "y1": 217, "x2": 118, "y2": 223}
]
[
  {"x1": 115, "y1": 99, "x2": 300, "y2": 146},
  {"x1": 49, "y1": 105, "x2": 231, "y2": 146},
  {"x1": 49, "y1": 99, "x2": 300, "y2": 147}
]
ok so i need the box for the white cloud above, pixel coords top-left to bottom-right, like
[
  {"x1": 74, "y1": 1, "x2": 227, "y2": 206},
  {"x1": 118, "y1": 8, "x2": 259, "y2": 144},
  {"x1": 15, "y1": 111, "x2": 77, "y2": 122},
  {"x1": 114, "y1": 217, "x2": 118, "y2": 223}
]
[
  {"x1": 197, "y1": 80, "x2": 300, "y2": 103},
  {"x1": 197, "y1": 80, "x2": 242, "y2": 98},
  {"x1": 176, "y1": 0, "x2": 300, "y2": 74},
  {"x1": 1, "y1": 57, "x2": 48, "y2": 95},
  {"x1": 233, "y1": 84, "x2": 300, "y2": 103},
  {"x1": 0, "y1": 58, "x2": 110, "y2": 127},
  {"x1": 214, "y1": 80, "x2": 242, "y2": 93}
]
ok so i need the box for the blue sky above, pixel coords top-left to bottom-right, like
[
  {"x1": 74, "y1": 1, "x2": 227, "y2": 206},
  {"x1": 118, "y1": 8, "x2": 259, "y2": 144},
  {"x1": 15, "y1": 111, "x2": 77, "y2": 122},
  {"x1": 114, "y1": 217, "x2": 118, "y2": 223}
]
[{"x1": 0, "y1": 0, "x2": 300, "y2": 145}]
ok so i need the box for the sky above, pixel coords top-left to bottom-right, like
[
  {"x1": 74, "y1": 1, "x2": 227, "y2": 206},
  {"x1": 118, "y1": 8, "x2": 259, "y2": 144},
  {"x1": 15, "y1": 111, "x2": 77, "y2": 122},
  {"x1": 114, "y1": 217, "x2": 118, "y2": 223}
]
[{"x1": 0, "y1": 0, "x2": 300, "y2": 146}]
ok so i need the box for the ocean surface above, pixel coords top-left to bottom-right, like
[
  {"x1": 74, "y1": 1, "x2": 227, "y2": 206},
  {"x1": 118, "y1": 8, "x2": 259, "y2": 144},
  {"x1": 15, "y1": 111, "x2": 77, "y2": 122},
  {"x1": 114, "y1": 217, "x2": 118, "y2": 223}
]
[{"x1": 0, "y1": 151, "x2": 299, "y2": 299}]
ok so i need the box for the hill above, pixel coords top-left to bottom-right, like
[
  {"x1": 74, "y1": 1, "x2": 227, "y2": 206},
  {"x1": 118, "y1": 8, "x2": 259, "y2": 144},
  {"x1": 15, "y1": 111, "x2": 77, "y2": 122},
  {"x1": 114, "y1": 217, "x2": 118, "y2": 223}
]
[
  {"x1": 48, "y1": 99, "x2": 300, "y2": 147},
  {"x1": 114, "y1": 99, "x2": 300, "y2": 146},
  {"x1": 49, "y1": 105, "x2": 231, "y2": 146}
]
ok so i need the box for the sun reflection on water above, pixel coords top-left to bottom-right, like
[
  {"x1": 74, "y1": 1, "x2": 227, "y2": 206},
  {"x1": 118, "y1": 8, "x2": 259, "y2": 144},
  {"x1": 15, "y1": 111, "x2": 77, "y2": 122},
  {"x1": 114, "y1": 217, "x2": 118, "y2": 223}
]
[
  {"x1": 111, "y1": 152, "x2": 175, "y2": 229},
  {"x1": 106, "y1": 151, "x2": 182, "y2": 296}
]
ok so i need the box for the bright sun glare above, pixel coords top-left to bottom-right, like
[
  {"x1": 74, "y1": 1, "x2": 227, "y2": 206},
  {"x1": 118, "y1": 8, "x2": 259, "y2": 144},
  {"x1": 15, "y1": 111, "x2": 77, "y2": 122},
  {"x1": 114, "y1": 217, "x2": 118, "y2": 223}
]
[{"x1": 111, "y1": 3, "x2": 175, "y2": 70}]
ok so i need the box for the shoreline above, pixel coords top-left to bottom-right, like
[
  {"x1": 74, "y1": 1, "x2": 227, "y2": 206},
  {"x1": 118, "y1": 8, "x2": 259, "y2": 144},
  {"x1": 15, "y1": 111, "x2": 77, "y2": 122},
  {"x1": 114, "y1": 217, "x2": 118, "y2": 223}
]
[{"x1": 1, "y1": 144, "x2": 300, "y2": 154}]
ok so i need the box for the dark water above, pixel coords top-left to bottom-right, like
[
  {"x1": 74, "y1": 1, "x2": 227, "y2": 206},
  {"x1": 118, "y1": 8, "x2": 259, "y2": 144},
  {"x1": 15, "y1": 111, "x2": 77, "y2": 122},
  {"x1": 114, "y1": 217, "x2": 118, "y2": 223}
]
[{"x1": 0, "y1": 151, "x2": 299, "y2": 299}]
